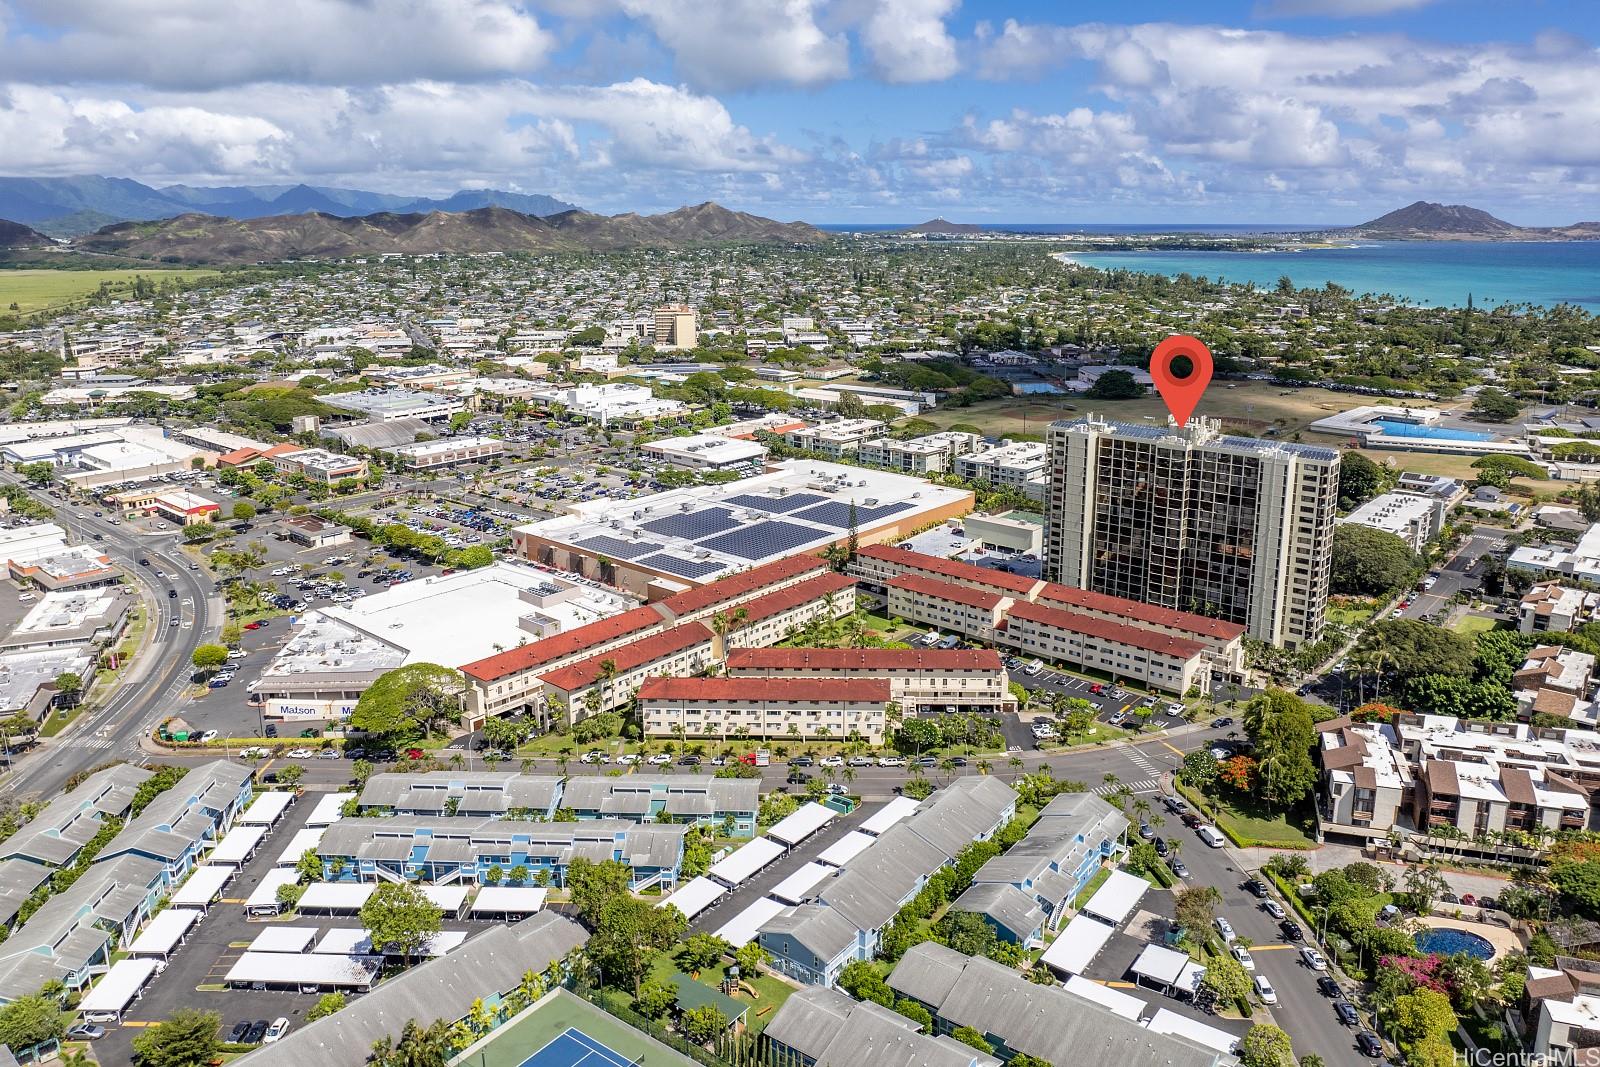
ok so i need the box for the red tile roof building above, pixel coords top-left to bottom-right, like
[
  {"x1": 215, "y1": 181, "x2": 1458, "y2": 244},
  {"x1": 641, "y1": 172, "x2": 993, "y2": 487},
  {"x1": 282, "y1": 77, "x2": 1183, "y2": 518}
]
[
  {"x1": 726, "y1": 647, "x2": 1015, "y2": 715},
  {"x1": 540, "y1": 623, "x2": 716, "y2": 716},
  {"x1": 639, "y1": 676, "x2": 893, "y2": 743}
]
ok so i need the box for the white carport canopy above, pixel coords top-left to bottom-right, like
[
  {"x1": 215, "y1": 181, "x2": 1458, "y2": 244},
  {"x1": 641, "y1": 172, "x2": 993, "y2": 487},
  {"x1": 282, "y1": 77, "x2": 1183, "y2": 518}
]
[
  {"x1": 860, "y1": 796, "x2": 920, "y2": 835},
  {"x1": 471, "y1": 886, "x2": 547, "y2": 917},
  {"x1": 657, "y1": 876, "x2": 726, "y2": 921},
  {"x1": 275, "y1": 827, "x2": 326, "y2": 867},
  {"x1": 1065, "y1": 974, "x2": 1147, "y2": 1021},
  {"x1": 766, "y1": 803, "x2": 835, "y2": 847},
  {"x1": 1039, "y1": 914, "x2": 1117, "y2": 976},
  {"x1": 225, "y1": 952, "x2": 380, "y2": 990},
  {"x1": 1081, "y1": 869, "x2": 1150, "y2": 926},
  {"x1": 419, "y1": 884, "x2": 469, "y2": 917},
  {"x1": 297, "y1": 882, "x2": 374, "y2": 914},
  {"x1": 306, "y1": 791, "x2": 354, "y2": 827},
  {"x1": 126, "y1": 908, "x2": 203, "y2": 959},
  {"x1": 245, "y1": 868, "x2": 301, "y2": 912},
  {"x1": 248, "y1": 927, "x2": 318, "y2": 953},
  {"x1": 816, "y1": 830, "x2": 874, "y2": 867},
  {"x1": 79, "y1": 959, "x2": 159, "y2": 1021},
  {"x1": 1145, "y1": 1009, "x2": 1241, "y2": 1054},
  {"x1": 707, "y1": 837, "x2": 785, "y2": 887},
  {"x1": 239, "y1": 790, "x2": 295, "y2": 827},
  {"x1": 1131, "y1": 943, "x2": 1206, "y2": 995},
  {"x1": 714, "y1": 896, "x2": 788, "y2": 948},
  {"x1": 170, "y1": 864, "x2": 233, "y2": 909},
  {"x1": 206, "y1": 824, "x2": 268, "y2": 867},
  {"x1": 769, "y1": 862, "x2": 832, "y2": 905}
]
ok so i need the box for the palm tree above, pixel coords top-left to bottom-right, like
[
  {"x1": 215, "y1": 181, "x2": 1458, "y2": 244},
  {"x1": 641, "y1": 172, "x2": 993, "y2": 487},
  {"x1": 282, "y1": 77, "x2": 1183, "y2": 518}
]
[
  {"x1": 976, "y1": 759, "x2": 992, "y2": 776},
  {"x1": 1102, "y1": 772, "x2": 1120, "y2": 791},
  {"x1": 1008, "y1": 756, "x2": 1024, "y2": 779}
]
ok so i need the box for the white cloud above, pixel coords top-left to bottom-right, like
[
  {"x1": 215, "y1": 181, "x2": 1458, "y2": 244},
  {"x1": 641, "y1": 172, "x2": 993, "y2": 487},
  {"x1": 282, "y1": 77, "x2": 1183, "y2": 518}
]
[
  {"x1": 0, "y1": 0, "x2": 555, "y2": 90},
  {"x1": 859, "y1": 0, "x2": 961, "y2": 83},
  {"x1": 618, "y1": 0, "x2": 848, "y2": 90},
  {"x1": 973, "y1": 19, "x2": 1076, "y2": 80},
  {"x1": 1257, "y1": 0, "x2": 1437, "y2": 16}
]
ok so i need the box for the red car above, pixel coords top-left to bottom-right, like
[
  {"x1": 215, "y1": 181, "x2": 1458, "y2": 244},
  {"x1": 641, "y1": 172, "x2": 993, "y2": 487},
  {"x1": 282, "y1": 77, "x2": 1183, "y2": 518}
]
[
  {"x1": 1090, "y1": 683, "x2": 1104, "y2": 694},
  {"x1": 243, "y1": 621, "x2": 263, "y2": 631}
]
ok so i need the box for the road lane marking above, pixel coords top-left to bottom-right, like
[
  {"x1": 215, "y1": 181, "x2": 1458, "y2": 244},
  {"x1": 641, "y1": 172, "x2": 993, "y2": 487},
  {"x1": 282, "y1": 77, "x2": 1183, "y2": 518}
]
[{"x1": 1161, "y1": 741, "x2": 1185, "y2": 756}]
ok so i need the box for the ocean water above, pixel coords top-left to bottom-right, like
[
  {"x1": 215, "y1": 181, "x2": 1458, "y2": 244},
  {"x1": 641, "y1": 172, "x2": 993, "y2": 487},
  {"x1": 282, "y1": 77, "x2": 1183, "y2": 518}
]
[{"x1": 1062, "y1": 241, "x2": 1600, "y2": 313}]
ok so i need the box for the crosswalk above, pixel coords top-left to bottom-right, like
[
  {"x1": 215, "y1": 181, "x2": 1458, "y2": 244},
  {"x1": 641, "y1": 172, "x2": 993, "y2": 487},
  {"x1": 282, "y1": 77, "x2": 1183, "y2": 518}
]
[
  {"x1": 1123, "y1": 745, "x2": 1162, "y2": 777},
  {"x1": 58, "y1": 736, "x2": 116, "y2": 751},
  {"x1": 1093, "y1": 776, "x2": 1161, "y2": 796}
]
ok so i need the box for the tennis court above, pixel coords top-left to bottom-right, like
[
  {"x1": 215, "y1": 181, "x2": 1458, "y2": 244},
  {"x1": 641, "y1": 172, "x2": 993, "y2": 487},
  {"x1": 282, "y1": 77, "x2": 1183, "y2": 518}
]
[{"x1": 469, "y1": 989, "x2": 696, "y2": 1067}]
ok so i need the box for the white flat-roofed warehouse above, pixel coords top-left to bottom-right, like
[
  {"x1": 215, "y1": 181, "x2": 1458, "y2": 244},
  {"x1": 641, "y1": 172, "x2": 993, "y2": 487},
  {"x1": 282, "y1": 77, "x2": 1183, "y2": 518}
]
[
  {"x1": 225, "y1": 951, "x2": 381, "y2": 992},
  {"x1": 390, "y1": 435, "x2": 504, "y2": 470},
  {"x1": 321, "y1": 387, "x2": 464, "y2": 422},
  {"x1": 642, "y1": 432, "x2": 767, "y2": 472},
  {"x1": 513, "y1": 460, "x2": 973, "y2": 597},
  {"x1": 251, "y1": 562, "x2": 638, "y2": 722}
]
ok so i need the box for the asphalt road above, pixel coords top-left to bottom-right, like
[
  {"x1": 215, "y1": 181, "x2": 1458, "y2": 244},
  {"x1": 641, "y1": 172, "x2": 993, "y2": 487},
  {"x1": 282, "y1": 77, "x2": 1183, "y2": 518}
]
[{"x1": 0, "y1": 479, "x2": 219, "y2": 803}]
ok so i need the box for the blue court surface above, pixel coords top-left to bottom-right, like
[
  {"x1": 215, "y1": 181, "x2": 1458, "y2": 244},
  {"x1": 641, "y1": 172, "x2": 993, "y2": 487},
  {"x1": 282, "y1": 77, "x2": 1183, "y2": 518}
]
[{"x1": 519, "y1": 1027, "x2": 643, "y2": 1067}]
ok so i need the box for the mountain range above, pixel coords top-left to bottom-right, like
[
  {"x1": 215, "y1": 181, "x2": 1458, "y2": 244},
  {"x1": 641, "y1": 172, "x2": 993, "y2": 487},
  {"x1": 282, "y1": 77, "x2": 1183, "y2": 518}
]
[
  {"x1": 67, "y1": 202, "x2": 827, "y2": 263},
  {"x1": 1350, "y1": 201, "x2": 1600, "y2": 241},
  {"x1": 0, "y1": 176, "x2": 579, "y2": 236}
]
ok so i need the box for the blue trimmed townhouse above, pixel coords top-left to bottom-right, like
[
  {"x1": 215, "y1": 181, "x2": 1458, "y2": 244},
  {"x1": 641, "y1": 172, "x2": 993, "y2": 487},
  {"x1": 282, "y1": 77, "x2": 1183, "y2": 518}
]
[
  {"x1": 355, "y1": 771, "x2": 564, "y2": 820},
  {"x1": 315, "y1": 815, "x2": 686, "y2": 890},
  {"x1": 92, "y1": 761, "x2": 253, "y2": 887},
  {"x1": 759, "y1": 776, "x2": 1018, "y2": 987},
  {"x1": 560, "y1": 776, "x2": 759, "y2": 838},
  {"x1": 949, "y1": 792, "x2": 1127, "y2": 945}
]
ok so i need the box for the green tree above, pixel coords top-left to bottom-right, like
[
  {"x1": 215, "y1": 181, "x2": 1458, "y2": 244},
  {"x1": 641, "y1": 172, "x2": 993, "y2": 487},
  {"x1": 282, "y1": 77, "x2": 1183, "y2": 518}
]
[
  {"x1": 1244, "y1": 689, "x2": 1319, "y2": 808},
  {"x1": 589, "y1": 893, "x2": 686, "y2": 997},
  {"x1": 951, "y1": 1026, "x2": 994, "y2": 1054},
  {"x1": 1387, "y1": 988, "x2": 1458, "y2": 1053},
  {"x1": 677, "y1": 933, "x2": 731, "y2": 973},
  {"x1": 1469, "y1": 388, "x2": 1521, "y2": 422},
  {"x1": 349, "y1": 662, "x2": 464, "y2": 739},
  {"x1": 1553, "y1": 860, "x2": 1600, "y2": 917},
  {"x1": 359, "y1": 882, "x2": 443, "y2": 965},
  {"x1": 1357, "y1": 620, "x2": 1475, "y2": 687},
  {"x1": 894, "y1": 717, "x2": 942, "y2": 754},
  {"x1": 190, "y1": 643, "x2": 229, "y2": 673},
  {"x1": 369, "y1": 1018, "x2": 454, "y2": 1067},
  {"x1": 893, "y1": 998, "x2": 934, "y2": 1030},
  {"x1": 1085, "y1": 370, "x2": 1144, "y2": 399},
  {"x1": 634, "y1": 978, "x2": 678, "y2": 1020},
  {"x1": 1239, "y1": 1025, "x2": 1296, "y2": 1067},
  {"x1": 566, "y1": 857, "x2": 634, "y2": 924},
  {"x1": 52, "y1": 672, "x2": 82, "y2": 704},
  {"x1": 0, "y1": 994, "x2": 65, "y2": 1051},
  {"x1": 1180, "y1": 749, "x2": 1220, "y2": 790},
  {"x1": 1201, "y1": 951, "x2": 1253, "y2": 1005},
  {"x1": 131, "y1": 1008, "x2": 221, "y2": 1067},
  {"x1": 307, "y1": 992, "x2": 346, "y2": 1020},
  {"x1": 1331, "y1": 525, "x2": 1421, "y2": 596},
  {"x1": 678, "y1": 1005, "x2": 727, "y2": 1046},
  {"x1": 231, "y1": 501, "x2": 257, "y2": 521},
  {"x1": 1337, "y1": 453, "x2": 1386, "y2": 510},
  {"x1": 839, "y1": 960, "x2": 894, "y2": 1007}
]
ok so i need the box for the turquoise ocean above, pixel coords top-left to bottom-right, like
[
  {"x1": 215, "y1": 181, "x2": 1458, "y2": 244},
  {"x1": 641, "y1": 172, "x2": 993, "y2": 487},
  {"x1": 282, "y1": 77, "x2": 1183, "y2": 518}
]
[{"x1": 1062, "y1": 241, "x2": 1600, "y2": 313}]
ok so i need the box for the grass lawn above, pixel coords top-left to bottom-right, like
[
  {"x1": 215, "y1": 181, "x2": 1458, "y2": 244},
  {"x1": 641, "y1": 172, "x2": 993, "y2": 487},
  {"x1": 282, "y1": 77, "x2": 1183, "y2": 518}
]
[
  {"x1": 0, "y1": 268, "x2": 219, "y2": 314},
  {"x1": 648, "y1": 955, "x2": 795, "y2": 1037},
  {"x1": 1177, "y1": 780, "x2": 1317, "y2": 848},
  {"x1": 1450, "y1": 614, "x2": 1503, "y2": 635},
  {"x1": 1326, "y1": 601, "x2": 1379, "y2": 628}
]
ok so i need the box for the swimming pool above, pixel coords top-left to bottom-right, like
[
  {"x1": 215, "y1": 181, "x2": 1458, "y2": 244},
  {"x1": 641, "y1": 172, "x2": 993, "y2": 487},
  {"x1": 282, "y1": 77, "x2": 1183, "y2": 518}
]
[
  {"x1": 1370, "y1": 419, "x2": 1495, "y2": 442},
  {"x1": 1414, "y1": 927, "x2": 1495, "y2": 960}
]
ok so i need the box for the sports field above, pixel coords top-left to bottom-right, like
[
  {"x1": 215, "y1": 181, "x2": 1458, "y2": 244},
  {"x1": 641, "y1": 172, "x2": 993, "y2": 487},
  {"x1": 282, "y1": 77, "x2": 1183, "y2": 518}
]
[
  {"x1": 0, "y1": 268, "x2": 218, "y2": 314},
  {"x1": 469, "y1": 990, "x2": 696, "y2": 1067}
]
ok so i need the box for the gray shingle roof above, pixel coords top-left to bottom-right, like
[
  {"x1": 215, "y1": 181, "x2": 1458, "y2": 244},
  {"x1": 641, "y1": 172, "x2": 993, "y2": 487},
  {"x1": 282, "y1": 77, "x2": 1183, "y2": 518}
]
[
  {"x1": 950, "y1": 882, "x2": 1045, "y2": 941},
  {"x1": 236, "y1": 913, "x2": 587, "y2": 1067},
  {"x1": 560, "y1": 775, "x2": 758, "y2": 815},
  {"x1": 357, "y1": 771, "x2": 562, "y2": 815},
  {"x1": 766, "y1": 986, "x2": 1001, "y2": 1067},
  {"x1": 0, "y1": 764, "x2": 151, "y2": 867},
  {"x1": 761, "y1": 903, "x2": 859, "y2": 962},
  {"x1": 970, "y1": 792, "x2": 1125, "y2": 894},
  {"x1": 101, "y1": 761, "x2": 249, "y2": 864},
  {"x1": 321, "y1": 815, "x2": 684, "y2": 870}
]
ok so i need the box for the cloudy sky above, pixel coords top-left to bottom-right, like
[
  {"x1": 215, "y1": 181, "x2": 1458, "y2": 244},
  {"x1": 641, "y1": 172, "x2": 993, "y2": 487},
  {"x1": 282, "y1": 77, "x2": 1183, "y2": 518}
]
[{"x1": 1, "y1": 0, "x2": 1597, "y2": 223}]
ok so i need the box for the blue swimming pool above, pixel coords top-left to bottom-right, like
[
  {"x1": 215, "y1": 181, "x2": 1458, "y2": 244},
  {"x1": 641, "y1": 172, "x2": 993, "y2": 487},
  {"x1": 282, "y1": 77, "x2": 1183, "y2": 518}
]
[
  {"x1": 1414, "y1": 927, "x2": 1495, "y2": 960},
  {"x1": 1370, "y1": 419, "x2": 1495, "y2": 442}
]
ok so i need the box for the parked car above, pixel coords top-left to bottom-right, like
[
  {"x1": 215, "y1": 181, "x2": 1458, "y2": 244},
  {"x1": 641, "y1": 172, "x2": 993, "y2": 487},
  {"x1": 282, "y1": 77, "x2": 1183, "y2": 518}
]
[
  {"x1": 1263, "y1": 899, "x2": 1285, "y2": 919},
  {"x1": 264, "y1": 1017, "x2": 290, "y2": 1043},
  {"x1": 1300, "y1": 946, "x2": 1328, "y2": 970},
  {"x1": 648, "y1": 753, "x2": 671, "y2": 766},
  {"x1": 791, "y1": 756, "x2": 814, "y2": 767},
  {"x1": 1153, "y1": 837, "x2": 1169, "y2": 856},
  {"x1": 787, "y1": 771, "x2": 811, "y2": 785},
  {"x1": 246, "y1": 1020, "x2": 270, "y2": 1044},
  {"x1": 1318, "y1": 976, "x2": 1341, "y2": 997},
  {"x1": 826, "y1": 783, "x2": 848, "y2": 796},
  {"x1": 1280, "y1": 920, "x2": 1304, "y2": 941},
  {"x1": 198, "y1": 729, "x2": 218, "y2": 742},
  {"x1": 229, "y1": 1020, "x2": 252, "y2": 1042},
  {"x1": 877, "y1": 756, "x2": 906, "y2": 767},
  {"x1": 1253, "y1": 975, "x2": 1277, "y2": 1005},
  {"x1": 820, "y1": 755, "x2": 844, "y2": 767},
  {"x1": 1336, "y1": 1001, "x2": 1360, "y2": 1026},
  {"x1": 1197, "y1": 825, "x2": 1226, "y2": 848},
  {"x1": 1214, "y1": 917, "x2": 1236, "y2": 943},
  {"x1": 1245, "y1": 879, "x2": 1269, "y2": 898},
  {"x1": 1171, "y1": 860, "x2": 1190, "y2": 878},
  {"x1": 67, "y1": 1024, "x2": 105, "y2": 1040},
  {"x1": 285, "y1": 747, "x2": 315, "y2": 759},
  {"x1": 1232, "y1": 944, "x2": 1255, "y2": 970},
  {"x1": 1138, "y1": 821, "x2": 1154, "y2": 839},
  {"x1": 847, "y1": 756, "x2": 872, "y2": 767},
  {"x1": 1356, "y1": 1032, "x2": 1383, "y2": 1057}
]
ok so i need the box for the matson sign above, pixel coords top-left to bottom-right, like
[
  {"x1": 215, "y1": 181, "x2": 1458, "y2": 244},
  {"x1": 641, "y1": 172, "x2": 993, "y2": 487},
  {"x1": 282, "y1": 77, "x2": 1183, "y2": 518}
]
[{"x1": 268, "y1": 698, "x2": 356, "y2": 721}]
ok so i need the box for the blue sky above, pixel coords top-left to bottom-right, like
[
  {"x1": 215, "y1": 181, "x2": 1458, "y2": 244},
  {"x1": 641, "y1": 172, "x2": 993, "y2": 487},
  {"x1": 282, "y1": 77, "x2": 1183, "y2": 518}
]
[{"x1": 0, "y1": 0, "x2": 1596, "y2": 223}]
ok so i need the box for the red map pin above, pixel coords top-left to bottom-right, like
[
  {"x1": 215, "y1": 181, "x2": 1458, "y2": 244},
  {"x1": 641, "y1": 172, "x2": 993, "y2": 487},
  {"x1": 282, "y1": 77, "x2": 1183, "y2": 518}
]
[{"x1": 1150, "y1": 334, "x2": 1214, "y2": 428}]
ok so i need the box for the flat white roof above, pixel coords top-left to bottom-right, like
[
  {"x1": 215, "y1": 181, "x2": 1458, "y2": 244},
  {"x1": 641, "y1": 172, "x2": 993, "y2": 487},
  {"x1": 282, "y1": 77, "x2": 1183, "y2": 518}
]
[
  {"x1": 420, "y1": 885, "x2": 470, "y2": 912},
  {"x1": 859, "y1": 796, "x2": 921, "y2": 835},
  {"x1": 170, "y1": 863, "x2": 233, "y2": 907},
  {"x1": 1145, "y1": 1008, "x2": 1240, "y2": 1055},
  {"x1": 246, "y1": 868, "x2": 302, "y2": 910},
  {"x1": 299, "y1": 882, "x2": 374, "y2": 912},
  {"x1": 816, "y1": 830, "x2": 874, "y2": 867},
  {"x1": 1130, "y1": 943, "x2": 1191, "y2": 985},
  {"x1": 306, "y1": 792, "x2": 355, "y2": 827},
  {"x1": 248, "y1": 927, "x2": 318, "y2": 953},
  {"x1": 1040, "y1": 914, "x2": 1118, "y2": 976},
  {"x1": 1065, "y1": 974, "x2": 1146, "y2": 1021},
  {"x1": 1082, "y1": 868, "x2": 1150, "y2": 926},
  {"x1": 125, "y1": 909, "x2": 203, "y2": 957},
  {"x1": 207, "y1": 824, "x2": 268, "y2": 866},
  {"x1": 79, "y1": 958, "x2": 159, "y2": 1012},
  {"x1": 708, "y1": 837, "x2": 787, "y2": 887},
  {"x1": 766, "y1": 803, "x2": 836, "y2": 846},
  {"x1": 770, "y1": 861, "x2": 833, "y2": 905},
  {"x1": 275, "y1": 827, "x2": 326, "y2": 867},
  {"x1": 314, "y1": 928, "x2": 374, "y2": 955},
  {"x1": 714, "y1": 896, "x2": 789, "y2": 948},
  {"x1": 225, "y1": 952, "x2": 380, "y2": 988},
  {"x1": 239, "y1": 790, "x2": 295, "y2": 826},
  {"x1": 470, "y1": 886, "x2": 548, "y2": 915},
  {"x1": 658, "y1": 876, "x2": 727, "y2": 921}
]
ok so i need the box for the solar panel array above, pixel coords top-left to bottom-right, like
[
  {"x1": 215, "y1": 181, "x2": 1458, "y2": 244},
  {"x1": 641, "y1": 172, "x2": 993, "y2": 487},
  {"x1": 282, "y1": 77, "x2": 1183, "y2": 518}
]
[
  {"x1": 640, "y1": 507, "x2": 740, "y2": 540},
  {"x1": 723, "y1": 492, "x2": 827, "y2": 514},
  {"x1": 576, "y1": 535, "x2": 663, "y2": 560},
  {"x1": 791, "y1": 500, "x2": 910, "y2": 528},
  {"x1": 698, "y1": 520, "x2": 822, "y2": 561},
  {"x1": 639, "y1": 553, "x2": 727, "y2": 580}
]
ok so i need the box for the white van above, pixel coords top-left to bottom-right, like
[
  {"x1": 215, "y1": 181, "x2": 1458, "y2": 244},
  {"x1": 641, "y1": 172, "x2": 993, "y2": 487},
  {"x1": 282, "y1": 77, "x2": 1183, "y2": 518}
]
[{"x1": 1197, "y1": 825, "x2": 1226, "y2": 848}]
